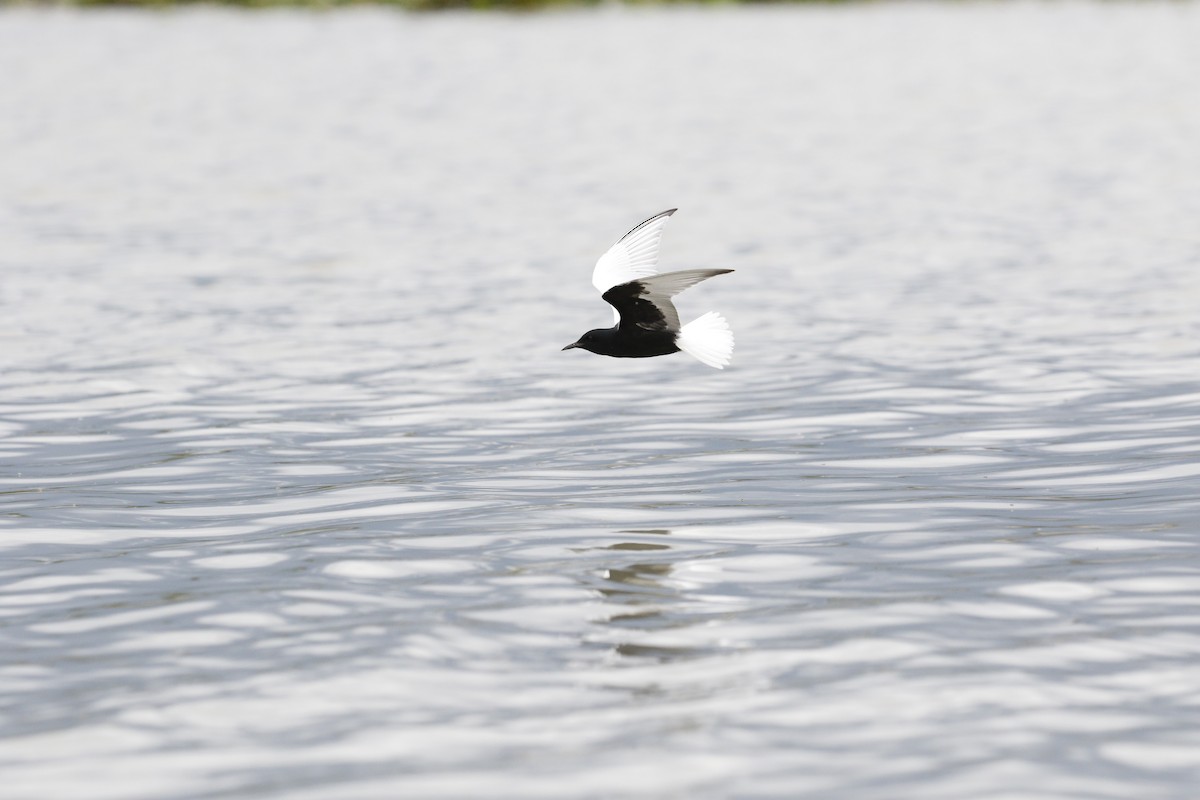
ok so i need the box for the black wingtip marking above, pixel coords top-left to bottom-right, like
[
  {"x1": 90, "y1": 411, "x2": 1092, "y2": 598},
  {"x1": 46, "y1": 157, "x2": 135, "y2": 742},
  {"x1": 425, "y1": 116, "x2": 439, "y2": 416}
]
[{"x1": 617, "y1": 208, "x2": 678, "y2": 244}]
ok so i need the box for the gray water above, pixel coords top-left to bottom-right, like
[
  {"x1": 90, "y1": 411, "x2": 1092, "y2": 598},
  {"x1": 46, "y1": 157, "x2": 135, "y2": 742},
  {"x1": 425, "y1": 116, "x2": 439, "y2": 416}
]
[{"x1": 3, "y1": 4, "x2": 1200, "y2": 798}]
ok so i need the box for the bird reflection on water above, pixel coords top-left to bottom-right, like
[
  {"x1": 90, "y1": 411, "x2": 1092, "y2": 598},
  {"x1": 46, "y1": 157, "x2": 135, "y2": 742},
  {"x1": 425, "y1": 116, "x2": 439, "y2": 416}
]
[{"x1": 580, "y1": 530, "x2": 713, "y2": 664}]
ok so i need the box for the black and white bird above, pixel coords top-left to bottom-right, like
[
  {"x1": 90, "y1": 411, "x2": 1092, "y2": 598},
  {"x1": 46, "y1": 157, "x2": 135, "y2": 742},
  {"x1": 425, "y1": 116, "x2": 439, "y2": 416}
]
[{"x1": 562, "y1": 209, "x2": 735, "y2": 369}]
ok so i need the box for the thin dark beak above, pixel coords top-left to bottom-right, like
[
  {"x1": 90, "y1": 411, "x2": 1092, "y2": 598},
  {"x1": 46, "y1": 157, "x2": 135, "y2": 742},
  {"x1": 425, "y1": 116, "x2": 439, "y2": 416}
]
[{"x1": 562, "y1": 342, "x2": 579, "y2": 351}]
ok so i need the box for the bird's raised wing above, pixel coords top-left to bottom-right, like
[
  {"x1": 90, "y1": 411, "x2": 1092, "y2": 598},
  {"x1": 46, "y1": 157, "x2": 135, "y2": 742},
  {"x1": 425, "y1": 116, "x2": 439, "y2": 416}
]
[
  {"x1": 591, "y1": 209, "x2": 677, "y2": 294},
  {"x1": 602, "y1": 269, "x2": 734, "y2": 333}
]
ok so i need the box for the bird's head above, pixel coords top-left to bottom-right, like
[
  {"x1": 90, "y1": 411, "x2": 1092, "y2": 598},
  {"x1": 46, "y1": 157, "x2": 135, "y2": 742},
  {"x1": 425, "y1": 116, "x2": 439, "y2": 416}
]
[{"x1": 562, "y1": 329, "x2": 608, "y2": 354}]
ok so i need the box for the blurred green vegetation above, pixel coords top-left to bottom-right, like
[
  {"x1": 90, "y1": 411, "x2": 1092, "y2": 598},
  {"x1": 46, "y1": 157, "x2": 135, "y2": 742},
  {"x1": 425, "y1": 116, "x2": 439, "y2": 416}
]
[{"x1": 4, "y1": 0, "x2": 862, "y2": 9}]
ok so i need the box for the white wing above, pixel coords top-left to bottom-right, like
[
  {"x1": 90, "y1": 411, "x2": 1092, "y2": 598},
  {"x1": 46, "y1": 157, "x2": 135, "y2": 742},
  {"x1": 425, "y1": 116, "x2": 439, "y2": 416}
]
[{"x1": 591, "y1": 209, "x2": 677, "y2": 294}]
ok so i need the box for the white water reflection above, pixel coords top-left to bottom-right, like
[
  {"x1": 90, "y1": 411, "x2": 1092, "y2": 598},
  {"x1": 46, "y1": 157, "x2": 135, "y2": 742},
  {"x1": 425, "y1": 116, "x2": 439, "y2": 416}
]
[{"x1": 3, "y1": 3, "x2": 1200, "y2": 798}]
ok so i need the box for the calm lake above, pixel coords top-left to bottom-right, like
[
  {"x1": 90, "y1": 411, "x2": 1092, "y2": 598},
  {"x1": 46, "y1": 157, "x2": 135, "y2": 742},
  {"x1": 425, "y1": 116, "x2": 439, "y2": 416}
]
[{"x1": 2, "y1": 3, "x2": 1200, "y2": 797}]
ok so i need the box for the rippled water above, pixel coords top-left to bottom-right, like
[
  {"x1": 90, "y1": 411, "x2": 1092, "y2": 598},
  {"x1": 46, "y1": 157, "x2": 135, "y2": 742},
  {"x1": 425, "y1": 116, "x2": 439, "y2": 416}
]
[{"x1": 3, "y1": 4, "x2": 1200, "y2": 798}]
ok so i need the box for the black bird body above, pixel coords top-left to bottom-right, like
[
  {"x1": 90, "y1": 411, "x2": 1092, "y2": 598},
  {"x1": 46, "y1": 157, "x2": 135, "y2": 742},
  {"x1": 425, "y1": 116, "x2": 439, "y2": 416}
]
[
  {"x1": 563, "y1": 210, "x2": 736, "y2": 369},
  {"x1": 564, "y1": 323, "x2": 679, "y2": 360}
]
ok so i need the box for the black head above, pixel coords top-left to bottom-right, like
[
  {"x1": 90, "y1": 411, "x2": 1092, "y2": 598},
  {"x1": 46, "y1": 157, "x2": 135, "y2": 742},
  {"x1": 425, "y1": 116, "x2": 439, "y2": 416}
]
[{"x1": 562, "y1": 328, "x2": 612, "y2": 355}]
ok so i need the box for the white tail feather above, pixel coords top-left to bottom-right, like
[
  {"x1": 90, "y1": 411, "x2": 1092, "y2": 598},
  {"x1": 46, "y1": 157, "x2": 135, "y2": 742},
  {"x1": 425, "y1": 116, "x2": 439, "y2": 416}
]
[{"x1": 676, "y1": 312, "x2": 734, "y2": 369}]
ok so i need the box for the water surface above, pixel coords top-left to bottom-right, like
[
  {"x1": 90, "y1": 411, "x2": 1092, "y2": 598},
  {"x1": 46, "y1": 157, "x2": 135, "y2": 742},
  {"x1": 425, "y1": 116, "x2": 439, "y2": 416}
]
[{"x1": 2, "y1": 4, "x2": 1200, "y2": 798}]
